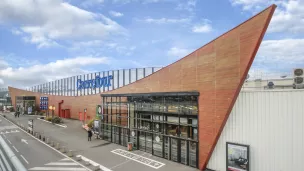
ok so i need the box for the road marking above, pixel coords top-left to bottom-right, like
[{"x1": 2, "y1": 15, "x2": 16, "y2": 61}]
[
  {"x1": 61, "y1": 158, "x2": 71, "y2": 161},
  {"x1": 0, "y1": 130, "x2": 20, "y2": 135},
  {"x1": 20, "y1": 155, "x2": 29, "y2": 164},
  {"x1": 45, "y1": 162, "x2": 78, "y2": 166},
  {"x1": 29, "y1": 158, "x2": 87, "y2": 171},
  {"x1": 12, "y1": 146, "x2": 19, "y2": 152},
  {"x1": 111, "y1": 149, "x2": 165, "y2": 169},
  {"x1": 29, "y1": 167, "x2": 87, "y2": 170},
  {"x1": 21, "y1": 139, "x2": 28, "y2": 144},
  {"x1": 7, "y1": 139, "x2": 12, "y2": 144},
  {"x1": 37, "y1": 118, "x2": 67, "y2": 128},
  {"x1": 0, "y1": 115, "x2": 92, "y2": 171},
  {"x1": 76, "y1": 155, "x2": 112, "y2": 171}
]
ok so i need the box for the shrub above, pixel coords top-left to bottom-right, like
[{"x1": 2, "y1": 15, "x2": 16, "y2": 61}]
[
  {"x1": 46, "y1": 117, "x2": 52, "y2": 122},
  {"x1": 9, "y1": 107, "x2": 15, "y2": 112},
  {"x1": 52, "y1": 116, "x2": 62, "y2": 124},
  {"x1": 39, "y1": 112, "x2": 45, "y2": 116}
]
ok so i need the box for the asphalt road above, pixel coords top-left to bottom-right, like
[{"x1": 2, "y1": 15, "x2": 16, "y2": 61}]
[{"x1": 0, "y1": 116, "x2": 88, "y2": 171}]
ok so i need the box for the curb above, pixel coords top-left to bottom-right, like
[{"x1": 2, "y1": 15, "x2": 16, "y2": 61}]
[{"x1": 37, "y1": 118, "x2": 67, "y2": 128}]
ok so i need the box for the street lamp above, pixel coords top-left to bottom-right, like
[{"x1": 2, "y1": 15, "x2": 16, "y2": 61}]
[
  {"x1": 49, "y1": 105, "x2": 55, "y2": 124},
  {"x1": 48, "y1": 105, "x2": 52, "y2": 117},
  {"x1": 84, "y1": 108, "x2": 87, "y2": 124}
]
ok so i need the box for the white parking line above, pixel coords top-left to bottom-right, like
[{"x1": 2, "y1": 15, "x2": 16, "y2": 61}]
[
  {"x1": 20, "y1": 155, "x2": 29, "y2": 164},
  {"x1": 45, "y1": 162, "x2": 79, "y2": 166},
  {"x1": 111, "y1": 149, "x2": 165, "y2": 169},
  {"x1": 7, "y1": 139, "x2": 12, "y2": 144},
  {"x1": 12, "y1": 146, "x2": 19, "y2": 152}
]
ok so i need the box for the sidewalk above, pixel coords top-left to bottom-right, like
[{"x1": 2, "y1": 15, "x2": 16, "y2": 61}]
[{"x1": 1, "y1": 112, "x2": 198, "y2": 171}]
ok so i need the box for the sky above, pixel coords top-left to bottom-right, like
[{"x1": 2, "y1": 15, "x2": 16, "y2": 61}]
[{"x1": 0, "y1": 0, "x2": 304, "y2": 88}]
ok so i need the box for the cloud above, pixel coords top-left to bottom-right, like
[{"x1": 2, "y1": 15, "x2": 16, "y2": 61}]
[
  {"x1": 0, "y1": 58, "x2": 9, "y2": 70},
  {"x1": 230, "y1": 0, "x2": 304, "y2": 34},
  {"x1": 230, "y1": 0, "x2": 266, "y2": 11},
  {"x1": 192, "y1": 20, "x2": 212, "y2": 33},
  {"x1": 176, "y1": 0, "x2": 197, "y2": 12},
  {"x1": 0, "y1": 56, "x2": 110, "y2": 87},
  {"x1": 0, "y1": 78, "x2": 4, "y2": 85},
  {"x1": 257, "y1": 38, "x2": 304, "y2": 64},
  {"x1": 250, "y1": 38, "x2": 304, "y2": 78},
  {"x1": 167, "y1": 47, "x2": 193, "y2": 58},
  {"x1": 268, "y1": 0, "x2": 304, "y2": 33},
  {"x1": 11, "y1": 28, "x2": 22, "y2": 35},
  {"x1": 81, "y1": 0, "x2": 104, "y2": 8},
  {"x1": 109, "y1": 11, "x2": 124, "y2": 17},
  {"x1": 138, "y1": 17, "x2": 190, "y2": 24},
  {"x1": 112, "y1": 0, "x2": 164, "y2": 4},
  {"x1": 0, "y1": 0, "x2": 126, "y2": 48}
]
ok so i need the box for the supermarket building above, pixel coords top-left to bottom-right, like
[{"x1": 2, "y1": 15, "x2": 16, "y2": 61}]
[{"x1": 7, "y1": 5, "x2": 304, "y2": 171}]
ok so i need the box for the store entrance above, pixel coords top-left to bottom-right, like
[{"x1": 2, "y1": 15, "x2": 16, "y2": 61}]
[{"x1": 100, "y1": 92, "x2": 199, "y2": 168}]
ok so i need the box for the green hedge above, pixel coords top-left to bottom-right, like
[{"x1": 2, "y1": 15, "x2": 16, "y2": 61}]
[
  {"x1": 52, "y1": 116, "x2": 62, "y2": 124},
  {"x1": 46, "y1": 117, "x2": 52, "y2": 122}
]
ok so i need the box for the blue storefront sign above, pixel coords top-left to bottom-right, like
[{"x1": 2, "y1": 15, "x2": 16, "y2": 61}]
[{"x1": 77, "y1": 75, "x2": 113, "y2": 90}]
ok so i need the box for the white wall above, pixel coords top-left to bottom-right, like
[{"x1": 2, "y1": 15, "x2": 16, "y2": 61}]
[{"x1": 207, "y1": 90, "x2": 304, "y2": 171}]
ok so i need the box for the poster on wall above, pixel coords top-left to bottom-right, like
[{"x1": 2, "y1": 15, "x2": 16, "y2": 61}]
[{"x1": 226, "y1": 142, "x2": 250, "y2": 171}]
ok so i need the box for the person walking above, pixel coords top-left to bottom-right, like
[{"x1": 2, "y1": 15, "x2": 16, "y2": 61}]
[{"x1": 88, "y1": 128, "x2": 92, "y2": 141}]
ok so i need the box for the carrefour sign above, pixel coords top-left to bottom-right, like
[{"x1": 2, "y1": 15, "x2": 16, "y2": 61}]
[{"x1": 77, "y1": 75, "x2": 113, "y2": 90}]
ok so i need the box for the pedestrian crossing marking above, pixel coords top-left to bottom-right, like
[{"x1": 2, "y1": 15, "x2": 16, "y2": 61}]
[{"x1": 29, "y1": 158, "x2": 86, "y2": 171}]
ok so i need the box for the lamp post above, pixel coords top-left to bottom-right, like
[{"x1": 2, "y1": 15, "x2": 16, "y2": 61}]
[
  {"x1": 51, "y1": 105, "x2": 55, "y2": 124},
  {"x1": 48, "y1": 105, "x2": 52, "y2": 118},
  {"x1": 84, "y1": 108, "x2": 87, "y2": 125}
]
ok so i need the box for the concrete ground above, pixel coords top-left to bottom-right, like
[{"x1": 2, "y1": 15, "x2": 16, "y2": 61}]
[
  {"x1": 0, "y1": 115, "x2": 88, "y2": 170},
  {"x1": 2, "y1": 112, "x2": 199, "y2": 171}
]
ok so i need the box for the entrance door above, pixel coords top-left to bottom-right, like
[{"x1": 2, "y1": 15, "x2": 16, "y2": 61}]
[
  {"x1": 112, "y1": 126, "x2": 119, "y2": 144},
  {"x1": 120, "y1": 128, "x2": 129, "y2": 147},
  {"x1": 170, "y1": 138, "x2": 178, "y2": 162},
  {"x1": 139, "y1": 131, "x2": 146, "y2": 151}
]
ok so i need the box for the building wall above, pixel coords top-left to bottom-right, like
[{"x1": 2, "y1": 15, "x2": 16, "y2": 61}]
[
  {"x1": 207, "y1": 90, "x2": 304, "y2": 171},
  {"x1": 8, "y1": 5, "x2": 276, "y2": 170},
  {"x1": 8, "y1": 87, "x2": 100, "y2": 121}
]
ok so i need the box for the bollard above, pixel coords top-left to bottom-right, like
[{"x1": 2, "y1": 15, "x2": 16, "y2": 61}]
[
  {"x1": 42, "y1": 136, "x2": 45, "y2": 141},
  {"x1": 51, "y1": 141, "x2": 55, "y2": 147},
  {"x1": 61, "y1": 146, "x2": 66, "y2": 153},
  {"x1": 56, "y1": 143, "x2": 60, "y2": 150},
  {"x1": 76, "y1": 156, "x2": 82, "y2": 161},
  {"x1": 46, "y1": 138, "x2": 50, "y2": 144},
  {"x1": 67, "y1": 150, "x2": 73, "y2": 157},
  {"x1": 92, "y1": 165, "x2": 100, "y2": 171},
  {"x1": 38, "y1": 135, "x2": 41, "y2": 139}
]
